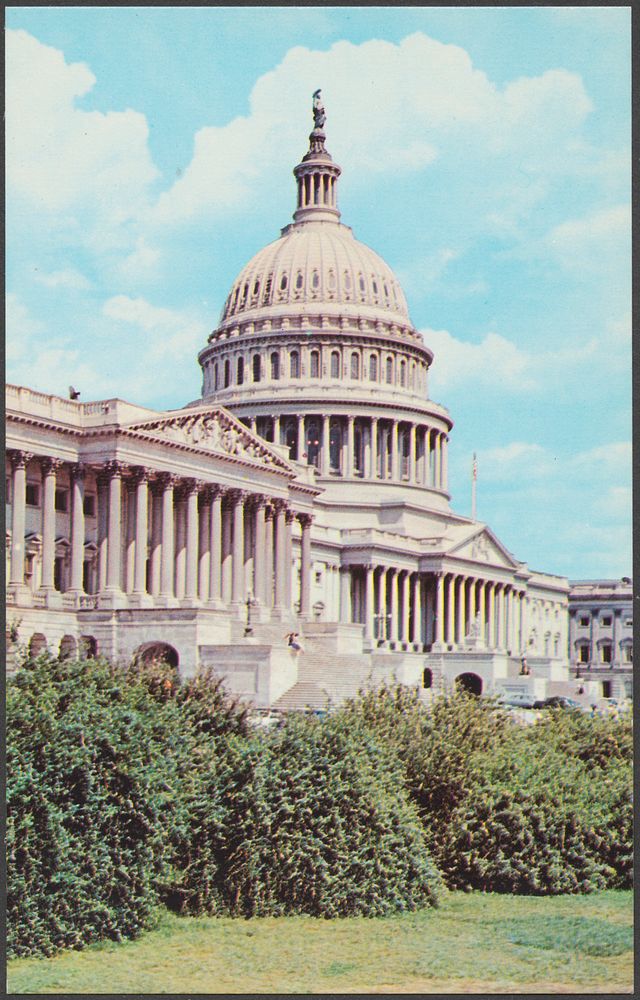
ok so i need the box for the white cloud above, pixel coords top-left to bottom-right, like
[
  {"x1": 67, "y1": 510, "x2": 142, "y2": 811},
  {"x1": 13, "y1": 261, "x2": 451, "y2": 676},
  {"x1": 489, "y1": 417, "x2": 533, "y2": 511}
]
[
  {"x1": 103, "y1": 294, "x2": 207, "y2": 360},
  {"x1": 151, "y1": 32, "x2": 595, "y2": 225},
  {"x1": 545, "y1": 204, "x2": 630, "y2": 273},
  {"x1": 115, "y1": 238, "x2": 162, "y2": 284},
  {"x1": 33, "y1": 267, "x2": 92, "y2": 290},
  {"x1": 6, "y1": 29, "x2": 158, "y2": 226}
]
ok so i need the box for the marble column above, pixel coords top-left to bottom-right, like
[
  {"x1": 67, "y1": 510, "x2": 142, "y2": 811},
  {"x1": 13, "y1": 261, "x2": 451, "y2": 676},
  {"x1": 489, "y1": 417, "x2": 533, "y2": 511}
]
[
  {"x1": 497, "y1": 586, "x2": 505, "y2": 650},
  {"x1": 285, "y1": 509, "x2": 295, "y2": 609},
  {"x1": 198, "y1": 492, "x2": 211, "y2": 600},
  {"x1": 488, "y1": 584, "x2": 496, "y2": 649},
  {"x1": 149, "y1": 481, "x2": 163, "y2": 597},
  {"x1": 442, "y1": 435, "x2": 449, "y2": 492},
  {"x1": 364, "y1": 563, "x2": 375, "y2": 644},
  {"x1": 174, "y1": 491, "x2": 187, "y2": 600},
  {"x1": 264, "y1": 505, "x2": 274, "y2": 607},
  {"x1": 298, "y1": 513, "x2": 313, "y2": 617},
  {"x1": 208, "y1": 487, "x2": 223, "y2": 605},
  {"x1": 436, "y1": 573, "x2": 445, "y2": 645},
  {"x1": 9, "y1": 450, "x2": 31, "y2": 586},
  {"x1": 252, "y1": 496, "x2": 267, "y2": 605},
  {"x1": 106, "y1": 462, "x2": 125, "y2": 594},
  {"x1": 297, "y1": 415, "x2": 304, "y2": 461},
  {"x1": 411, "y1": 573, "x2": 422, "y2": 647},
  {"x1": 346, "y1": 415, "x2": 355, "y2": 478},
  {"x1": 68, "y1": 464, "x2": 85, "y2": 593},
  {"x1": 446, "y1": 573, "x2": 455, "y2": 645},
  {"x1": 389, "y1": 568, "x2": 399, "y2": 646},
  {"x1": 132, "y1": 468, "x2": 150, "y2": 597},
  {"x1": 40, "y1": 457, "x2": 61, "y2": 592},
  {"x1": 434, "y1": 434, "x2": 441, "y2": 489},
  {"x1": 401, "y1": 571, "x2": 411, "y2": 645},
  {"x1": 274, "y1": 501, "x2": 287, "y2": 609},
  {"x1": 184, "y1": 480, "x2": 200, "y2": 602},
  {"x1": 321, "y1": 415, "x2": 330, "y2": 476},
  {"x1": 390, "y1": 422, "x2": 399, "y2": 481},
  {"x1": 339, "y1": 565, "x2": 352, "y2": 623},
  {"x1": 231, "y1": 490, "x2": 246, "y2": 605},
  {"x1": 159, "y1": 473, "x2": 176, "y2": 600},
  {"x1": 409, "y1": 424, "x2": 416, "y2": 483},
  {"x1": 370, "y1": 417, "x2": 379, "y2": 479},
  {"x1": 478, "y1": 581, "x2": 486, "y2": 647}
]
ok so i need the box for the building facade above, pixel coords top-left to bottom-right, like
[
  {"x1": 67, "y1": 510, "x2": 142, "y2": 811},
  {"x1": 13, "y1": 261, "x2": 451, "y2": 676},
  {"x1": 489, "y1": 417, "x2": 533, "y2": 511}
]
[
  {"x1": 568, "y1": 578, "x2": 633, "y2": 700},
  {"x1": 6, "y1": 97, "x2": 572, "y2": 709}
]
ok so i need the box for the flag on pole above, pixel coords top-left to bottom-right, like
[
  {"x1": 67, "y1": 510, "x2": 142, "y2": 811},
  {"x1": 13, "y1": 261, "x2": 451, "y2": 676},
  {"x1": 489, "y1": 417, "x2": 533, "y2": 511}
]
[{"x1": 472, "y1": 453, "x2": 478, "y2": 480}]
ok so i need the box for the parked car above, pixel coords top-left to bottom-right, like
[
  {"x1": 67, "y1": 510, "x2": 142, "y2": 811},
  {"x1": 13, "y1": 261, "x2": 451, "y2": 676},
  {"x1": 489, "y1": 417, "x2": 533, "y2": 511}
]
[
  {"x1": 497, "y1": 691, "x2": 537, "y2": 709},
  {"x1": 532, "y1": 695, "x2": 582, "y2": 711}
]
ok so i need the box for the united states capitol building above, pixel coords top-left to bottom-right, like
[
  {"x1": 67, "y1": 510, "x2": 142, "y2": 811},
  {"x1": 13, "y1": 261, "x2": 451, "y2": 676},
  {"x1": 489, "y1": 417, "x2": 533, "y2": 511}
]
[{"x1": 7, "y1": 95, "x2": 581, "y2": 709}]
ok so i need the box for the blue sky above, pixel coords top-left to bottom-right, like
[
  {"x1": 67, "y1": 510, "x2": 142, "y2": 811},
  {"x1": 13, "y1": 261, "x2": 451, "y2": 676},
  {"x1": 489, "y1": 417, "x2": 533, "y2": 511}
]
[{"x1": 5, "y1": 6, "x2": 631, "y2": 580}]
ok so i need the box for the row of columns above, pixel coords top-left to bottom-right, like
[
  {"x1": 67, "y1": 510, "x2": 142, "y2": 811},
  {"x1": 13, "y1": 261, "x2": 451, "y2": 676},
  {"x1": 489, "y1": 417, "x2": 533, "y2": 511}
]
[
  {"x1": 7, "y1": 450, "x2": 314, "y2": 615},
  {"x1": 343, "y1": 565, "x2": 527, "y2": 654},
  {"x1": 247, "y1": 414, "x2": 449, "y2": 489}
]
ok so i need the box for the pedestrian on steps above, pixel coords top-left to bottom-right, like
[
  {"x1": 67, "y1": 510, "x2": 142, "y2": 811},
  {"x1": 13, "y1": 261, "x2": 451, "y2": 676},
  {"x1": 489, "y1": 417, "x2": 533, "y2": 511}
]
[{"x1": 285, "y1": 631, "x2": 303, "y2": 652}]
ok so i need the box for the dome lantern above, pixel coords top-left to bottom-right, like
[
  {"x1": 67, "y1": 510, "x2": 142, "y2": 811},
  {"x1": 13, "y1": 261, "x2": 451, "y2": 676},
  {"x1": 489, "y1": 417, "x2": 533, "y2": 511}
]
[{"x1": 292, "y1": 90, "x2": 341, "y2": 224}]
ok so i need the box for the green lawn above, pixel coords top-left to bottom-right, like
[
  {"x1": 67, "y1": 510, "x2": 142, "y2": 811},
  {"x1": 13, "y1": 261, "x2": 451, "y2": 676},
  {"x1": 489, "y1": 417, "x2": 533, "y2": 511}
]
[{"x1": 7, "y1": 890, "x2": 633, "y2": 995}]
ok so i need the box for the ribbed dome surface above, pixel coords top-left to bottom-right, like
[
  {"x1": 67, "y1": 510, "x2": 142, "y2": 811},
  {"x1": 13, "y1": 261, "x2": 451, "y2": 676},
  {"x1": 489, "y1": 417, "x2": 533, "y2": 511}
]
[{"x1": 218, "y1": 219, "x2": 410, "y2": 328}]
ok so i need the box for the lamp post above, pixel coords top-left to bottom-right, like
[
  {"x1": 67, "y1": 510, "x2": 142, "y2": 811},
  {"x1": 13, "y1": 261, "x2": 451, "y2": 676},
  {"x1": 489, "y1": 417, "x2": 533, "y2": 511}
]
[{"x1": 244, "y1": 588, "x2": 255, "y2": 637}]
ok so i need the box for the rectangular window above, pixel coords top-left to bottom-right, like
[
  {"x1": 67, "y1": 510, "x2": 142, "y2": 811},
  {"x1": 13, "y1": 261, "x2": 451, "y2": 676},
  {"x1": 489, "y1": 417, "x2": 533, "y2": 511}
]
[
  {"x1": 601, "y1": 616, "x2": 612, "y2": 627},
  {"x1": 83, "y1": 494, "x2": 96, "y2": 517},
  {"x1": 579, "y1": 615, "x2": 590, "y2": 627},
  {"x1": 55, "y1": 489, "x2": 68, "y2": 512},
  {"x1": 602, "y1": 680, "x2": 612, "y2": 699},
  {"x1": 601, "y1": 644, "x2": 612, "y2": 664},
  {"x1": 624, "y1": 618, "x2": 633, "y2": 627},
  {"x1": 25, "y1": 482, "x2": 40, "y2": 506},
  {"x1": 578, "y1": 646, "x2": 589, "y2": 663}
]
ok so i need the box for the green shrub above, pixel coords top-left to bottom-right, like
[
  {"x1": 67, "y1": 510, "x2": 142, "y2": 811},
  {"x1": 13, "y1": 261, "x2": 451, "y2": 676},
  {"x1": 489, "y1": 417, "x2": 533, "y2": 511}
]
[
  {"x1": 216, "y1": 712, "x2": 442, "y2": 918},
  {"x1": 7, "y1": 655, "x2": 169, "y2": 957}
]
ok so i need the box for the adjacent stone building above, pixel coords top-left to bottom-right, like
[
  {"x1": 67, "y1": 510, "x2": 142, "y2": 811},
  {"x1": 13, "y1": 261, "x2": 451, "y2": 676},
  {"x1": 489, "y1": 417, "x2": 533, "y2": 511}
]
[
  {"x1": 568, "y1": 578, "x2": 633, "y2": 700},
  {"x1": 6, "y1": 95, "x2": 573, "y2": 708}
]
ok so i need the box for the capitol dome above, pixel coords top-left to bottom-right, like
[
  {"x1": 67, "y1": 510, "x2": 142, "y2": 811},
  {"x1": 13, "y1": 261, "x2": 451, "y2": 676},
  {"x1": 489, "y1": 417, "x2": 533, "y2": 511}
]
[{"x1": 218, "y1": 220, "x2": 411, "y2": 330}]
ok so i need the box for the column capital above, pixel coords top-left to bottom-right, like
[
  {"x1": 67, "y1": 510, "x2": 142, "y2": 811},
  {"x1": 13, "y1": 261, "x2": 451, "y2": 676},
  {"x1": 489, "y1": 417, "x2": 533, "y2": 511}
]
[
  {"x1": 265, "y1": 503, "x2": 275, "y2": 522},
  {"x1": 226, "y1": 487, "x2": 249, "y2": 507},
  {"x1": 272, "y1": 497, "x2": 289, "y2": 515},
  {"x1": 8, "y1": 449, "x2": 33, "y2": 470},
  {"x1": 104, "y1": 459, "x2": 129, "y2": 480},
  {"x1": 40, "y1": 456, "x2": 64, "y2": 475},
  {"x1": 156, "y1": 471, "x2": 181, "y2": 491},
  {"x1": 69, "y1": 462, "x2": 86, "y2": 483},
  {"x1": 128, "y1": 465, "x2": 151, "y2": 486},
  {"x1": 297, "y1": 512, "x2": 313, "y2": 528},
  {"x1": 285, "y1": 508, "x2": 296, "y2": 525},
  {"x1": 246, "y1": 492, "x2": 268, "y2": 512}
]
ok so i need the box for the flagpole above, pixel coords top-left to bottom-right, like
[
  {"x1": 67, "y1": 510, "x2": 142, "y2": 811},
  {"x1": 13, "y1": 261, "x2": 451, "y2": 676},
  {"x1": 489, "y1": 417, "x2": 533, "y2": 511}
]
[{"x1": 471, "y1": 452, "x2": 477, "y2": 521}]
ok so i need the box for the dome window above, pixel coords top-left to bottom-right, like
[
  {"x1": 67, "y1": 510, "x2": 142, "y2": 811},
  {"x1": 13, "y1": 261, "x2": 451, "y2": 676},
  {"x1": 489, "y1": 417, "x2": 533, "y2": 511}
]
[
  {"x1": 312, "y1": 270, "x2": 320, "y2": 290},
  {"x1": 351, "y1": 353, "x2": 360, "y2": 380},
  {"x1": 271, "y1": 352, "x2": 280, "y2": 380},
  {"x1": 252, "y1": 354, "x2": 261, "y2": 383},
  {"x1": 290, "y1": 350, "x2": 300, "y2": 379},
  {"x1": 253, "y1": 278, "x2": 260, "y2": 297},
  {"x1": 213, "y1": 362, "x2": 219, "y2": 391},
  {"x1": 263, "y1": 274, "x2": 273, "y2": 303},
  {"x1": 383, "y1": 282, "x2": 389, "y2": 298},
  {"x1": 372, "y1": 279, "x2": 378, "y2": 295},
  {"x1": 400, "y1": 360, "x2": 406, "y2": 387},
  {"x1": 310, "y1": 350, "x2": 320, "y2": 378},
  {"x1": 296, "y1": 271, "x2": 304, "y2": 290},
  {"x1": 241, "y1": 282, "x2": 249, "y2": 306},
  {"x1": 237, "y1": 356, "x2": 244, "y2": 385},
  {"x1": 328, "y1": 270, "x2": 336, "y2": 290},
  {"x1": 280, "y1": 273, "x2": 288, "y2": 291},
  {"x1": 369, "y1": 355, "x2": 378, "y2": 381},
  {"x1": 232, "y1": 286, "x2": 239, "y2": 310},
  {"x1": 344, "y1": 271, "x2": 352, "y2": 290},
  {"x1": 358, "y1": 274, "x2": 366, "y2": 293},
  {"x1": 385, "y1": 357, "x2": 393, "y2": 384},
  {"x1": 330, "y1": 351, "x2": 340, "y2": 379},
  {"x1": 224, "y1": 359, "x2": 231, "y2": 388}
]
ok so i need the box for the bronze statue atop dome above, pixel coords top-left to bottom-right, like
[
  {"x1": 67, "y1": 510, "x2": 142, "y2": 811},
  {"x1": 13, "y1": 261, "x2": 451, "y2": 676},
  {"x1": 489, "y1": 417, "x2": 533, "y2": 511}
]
[{"x1": 312, "y1": 89, "x2": 326, "y2": 130}]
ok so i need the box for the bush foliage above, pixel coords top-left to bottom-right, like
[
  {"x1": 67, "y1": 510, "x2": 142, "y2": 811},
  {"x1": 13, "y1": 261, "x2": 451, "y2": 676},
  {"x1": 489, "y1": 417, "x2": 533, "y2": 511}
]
[{"x1": 6, "y1": 657, "x2": 632, "y2": 959}]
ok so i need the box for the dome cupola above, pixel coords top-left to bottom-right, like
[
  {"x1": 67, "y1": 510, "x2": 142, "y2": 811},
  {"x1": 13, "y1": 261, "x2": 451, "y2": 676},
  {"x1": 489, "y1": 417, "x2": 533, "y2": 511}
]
[{"x1": 291, "y1": 89, "x2": 342, "y2": 224}]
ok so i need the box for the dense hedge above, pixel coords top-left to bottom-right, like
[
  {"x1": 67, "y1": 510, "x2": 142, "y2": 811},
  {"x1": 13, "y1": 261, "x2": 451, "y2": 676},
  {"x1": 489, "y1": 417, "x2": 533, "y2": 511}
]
[{"x1": 339, "y1": 685, "x2": 633, "y2": 895}]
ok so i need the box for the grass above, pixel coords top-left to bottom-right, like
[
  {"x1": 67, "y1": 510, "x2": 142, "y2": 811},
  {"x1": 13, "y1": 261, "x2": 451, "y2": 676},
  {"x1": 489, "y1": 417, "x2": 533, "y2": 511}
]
[{"x1": 7, "y1": 890, "x2": 633, "y2": 994}]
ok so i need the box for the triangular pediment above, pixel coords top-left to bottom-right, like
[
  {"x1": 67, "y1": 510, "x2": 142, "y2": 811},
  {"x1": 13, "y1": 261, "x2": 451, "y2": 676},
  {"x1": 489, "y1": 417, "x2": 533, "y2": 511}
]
[
  {"x1": 447, "y1": 525, "x2": 519, "y2": 570},
  {"x1": 123, "y1": 406, "x2": 293, "y2": 473}
]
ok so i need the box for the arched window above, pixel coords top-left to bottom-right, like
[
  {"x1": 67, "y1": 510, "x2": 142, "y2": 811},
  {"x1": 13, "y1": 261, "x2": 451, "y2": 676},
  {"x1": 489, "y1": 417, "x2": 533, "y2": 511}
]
[
  {"x1": 213, "y1": 362, "x2": 219, "y2": 390},
  {"x1": 358, "y1": 274, "x2": 366, "y2": 293},
  {"x1": 271, "y1": 352, "x2": 280, "y2": 380},
  {"x1": 252, "y1": 353, "x2": 261, "y2": 382},
  {"x1": 236, "y1": 356, "x2": 244, "y2": 385},
  {"x1": 296, "y1": 271, "x2": 304, "y2": 290},
  {"x1": 400, "y1": 360, "x2": 406, "y2": 387},
  {"x1": 290, "y1": 350, "x2": 300, "y2": 378},
  {"x1": 423, "y1": 668, "x2": 432, "y2": 689},
  {"x1": 372, "y1": 278, "x2": 378, "y2": 295},
  {"x1": 241, "y1": 282, "x2": 248, "y2": 307},
  {"x1": 410, "y1": 361, "x2": 416, "y2": 389},
  {"x1": 232, "y1": 286, "x2": 239, "y2": 310},
  {"x1": 385, "y1": 356, "x2": 393, "y2": 384},
  {"x1": 344, "y1": 271, "x2": 352, "y2": 291},
  {"x1": 328, "y1": 270, "x2": 336, "y2": 290},
  {"x1": 351, "y1": 352, "x2": 360, "y2": 380},
  {"x1": 284, "y1": 416, "x2": 297, "y2": 459},
  {"x1": 224, "y1": 359, "x2": 230, "y2": 388},
  {"x1": 311, "y1": 270, "x2": 320, "y2": 290},
  {"x1": 369, "y1": 355, "x2": 378, "y2": 381},
  {"x1": 252, "y1": 278, "x2": 260, "y2": 297},
  {"x1": 331, "y1": 351, "x2": 340, "y2": 378},
  {"x1": 280, "y1": 273, "x2": 288, "y2": 291},
  {"x1": 310, "y1": 350, "x2": 320, "y2": 378},
  {"x1": 263, "y1": 274, "x2": 273, "y2": 303}
]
